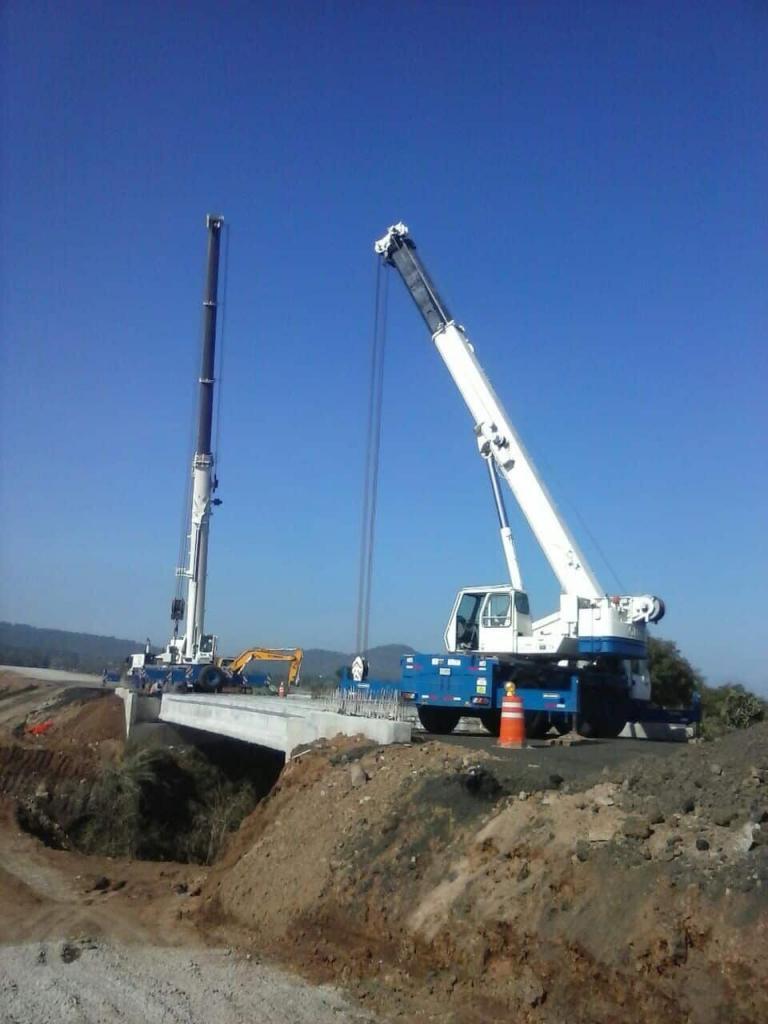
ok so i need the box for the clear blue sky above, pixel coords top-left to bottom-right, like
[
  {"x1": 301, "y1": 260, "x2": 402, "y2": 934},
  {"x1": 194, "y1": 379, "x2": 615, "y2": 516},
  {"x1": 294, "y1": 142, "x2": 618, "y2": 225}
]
[{"x1": 1, "y1": 1, "x2": 766, "y2": 690}]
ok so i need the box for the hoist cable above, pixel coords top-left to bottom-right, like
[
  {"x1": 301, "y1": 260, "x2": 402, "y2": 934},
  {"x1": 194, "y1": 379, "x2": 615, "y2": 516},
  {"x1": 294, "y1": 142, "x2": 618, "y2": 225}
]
[
  {"x1": 361, "y1": 267, "x2": 388, "y2": 654},
  {"x1": 355, "y1": 261, "x2": 388, "y2": 655}
]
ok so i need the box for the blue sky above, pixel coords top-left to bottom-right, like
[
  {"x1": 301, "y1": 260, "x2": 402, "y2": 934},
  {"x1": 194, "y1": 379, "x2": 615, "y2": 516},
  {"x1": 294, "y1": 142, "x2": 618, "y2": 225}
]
[{"x1": 1, "y1": 1, "x2": 766, "y2": 690}]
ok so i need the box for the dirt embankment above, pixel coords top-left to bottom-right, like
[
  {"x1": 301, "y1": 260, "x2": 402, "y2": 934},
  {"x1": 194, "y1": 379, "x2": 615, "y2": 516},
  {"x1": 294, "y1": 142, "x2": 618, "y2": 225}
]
[
  {"x1": 201, "y1": 729, "x2": 768, "y2": 1024},
  {"x1": 1, "y1": 669, "x2": 766, "y2": 1023}
]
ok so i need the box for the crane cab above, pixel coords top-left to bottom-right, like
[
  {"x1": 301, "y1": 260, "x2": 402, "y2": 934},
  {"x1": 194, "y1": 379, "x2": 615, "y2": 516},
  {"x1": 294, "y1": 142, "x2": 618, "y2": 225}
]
[{"x1": 444, "y1": 586, "x2": 533, "y2": 655}]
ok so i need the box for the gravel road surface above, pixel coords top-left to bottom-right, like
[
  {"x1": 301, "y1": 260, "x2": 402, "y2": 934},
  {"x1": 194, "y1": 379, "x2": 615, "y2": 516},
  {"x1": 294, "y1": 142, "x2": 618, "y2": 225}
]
[{"x1": 0, "y1": 941, "x2": 379, "y2": 1024}]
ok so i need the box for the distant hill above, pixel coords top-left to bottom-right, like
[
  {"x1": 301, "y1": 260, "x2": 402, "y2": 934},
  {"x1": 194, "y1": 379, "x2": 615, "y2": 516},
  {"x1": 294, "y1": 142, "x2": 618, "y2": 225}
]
[
  {"x1": 0, "y1": 622, "x2": 416, "y2": 682},
  {"x1": 0, "y1": 622, "x2": 143, "y2": 675}
]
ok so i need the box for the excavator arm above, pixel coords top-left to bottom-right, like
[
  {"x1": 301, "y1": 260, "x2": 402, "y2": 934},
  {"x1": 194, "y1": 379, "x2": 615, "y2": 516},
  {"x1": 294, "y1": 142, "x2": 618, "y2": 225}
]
[{"x1": 223, "y1": 647, "x2": 304, "y2": 687}]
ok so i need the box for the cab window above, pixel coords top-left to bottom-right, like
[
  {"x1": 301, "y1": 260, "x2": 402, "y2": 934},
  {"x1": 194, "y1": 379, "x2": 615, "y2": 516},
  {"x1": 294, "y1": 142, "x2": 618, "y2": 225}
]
[
  {"x1": 514, "y1": 592, "x2": 530, "y2": 616},
  {"x1": 455, "y1": 593, "x2": 483, "y2": 647},
  {"x1": 482, "y1": 593, "x2": 512, "y2": 628}
]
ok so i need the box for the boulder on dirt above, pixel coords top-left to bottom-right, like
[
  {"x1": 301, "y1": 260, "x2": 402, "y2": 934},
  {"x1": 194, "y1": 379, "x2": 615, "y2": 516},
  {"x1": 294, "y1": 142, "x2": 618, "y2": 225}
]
[
  {"x1": 460, "y1": 766, "x2": 500, "y2": 798},
  {"x1": 713, "y1": 807, "x2": 735, "y2": 827},
  {"x1": 349, "y1": 764, "x2": 368, "y2": 788},
  {"x1": 59, "y1": 941, "x2": 81, "y2": 964},
  {"x1": 622, "y1": 817, "x2": 653, "y2": 840},
  {"x1": 91, "y1": 876, "x2": 110, "y2": 891},
  {"x1": 575, "y1": 839, "x2": 590, "y2": 862}
]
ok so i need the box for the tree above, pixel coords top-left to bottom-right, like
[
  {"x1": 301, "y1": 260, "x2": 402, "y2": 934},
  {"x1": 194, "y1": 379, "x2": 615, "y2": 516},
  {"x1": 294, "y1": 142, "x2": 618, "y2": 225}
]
[{"x1": 647, "y1": 637, "x2": 702, "y2": 707}]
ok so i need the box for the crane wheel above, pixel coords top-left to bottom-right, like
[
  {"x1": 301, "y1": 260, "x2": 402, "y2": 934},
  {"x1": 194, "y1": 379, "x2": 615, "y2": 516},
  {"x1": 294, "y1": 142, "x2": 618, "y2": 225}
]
[
  {"x1": 195, "y1": 666, "x2": 226, "y2": 693},
  {"x1": 417, "y1": 707, "x2": 460, "y2": 735}
]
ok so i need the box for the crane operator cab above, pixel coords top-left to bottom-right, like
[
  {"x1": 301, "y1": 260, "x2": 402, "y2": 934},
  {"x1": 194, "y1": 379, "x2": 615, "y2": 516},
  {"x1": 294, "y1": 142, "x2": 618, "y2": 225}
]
[{"x1": 445, "y1": 586, "x2": 533, "y2": 655}]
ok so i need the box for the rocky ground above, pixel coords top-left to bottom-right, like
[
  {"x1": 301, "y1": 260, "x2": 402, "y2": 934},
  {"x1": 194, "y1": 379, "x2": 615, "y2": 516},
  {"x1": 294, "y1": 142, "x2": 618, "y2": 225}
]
[
  {"x1": 202, "y1": 729, "x2": 768, "y2": 1023},
  {"x1": 0, "y1": 668, "x2": 766, "y2": 1023}
]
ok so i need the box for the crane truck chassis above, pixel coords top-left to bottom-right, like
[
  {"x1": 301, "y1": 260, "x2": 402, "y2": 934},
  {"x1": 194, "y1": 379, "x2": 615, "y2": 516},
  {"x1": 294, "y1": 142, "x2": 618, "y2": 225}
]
[{"x1": 351, "y1": 223, "x2": 699, "y2": 739}]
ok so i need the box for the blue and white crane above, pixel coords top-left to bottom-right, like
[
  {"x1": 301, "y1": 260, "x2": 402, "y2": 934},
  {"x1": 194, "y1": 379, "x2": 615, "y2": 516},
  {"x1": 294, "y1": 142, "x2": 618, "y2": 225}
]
[
  {"x1": 128, "y1": 215, "x2": 225, "y2": 690},
  {"x1": 374, "y1": 223, "x2": 668, "y2": 737}
]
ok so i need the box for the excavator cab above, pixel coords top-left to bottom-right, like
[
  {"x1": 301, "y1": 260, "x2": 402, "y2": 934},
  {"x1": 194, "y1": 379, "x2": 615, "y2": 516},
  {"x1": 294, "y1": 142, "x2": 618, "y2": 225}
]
[{"x1": 444, "y1": 586, "x2": 533, "y2": 654}]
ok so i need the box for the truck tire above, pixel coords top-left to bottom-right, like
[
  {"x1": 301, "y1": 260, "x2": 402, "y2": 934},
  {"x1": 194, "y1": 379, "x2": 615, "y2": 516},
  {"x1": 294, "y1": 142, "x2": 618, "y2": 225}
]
[
  {"x1": 578, "y1": 694, "x2": 628, "y2": 739},
  {"x1": 524, "y1": 710, "x2": 550, "y2": 739},
  {"x1": 417, "y1": 707, "x2": 460, "y2": 735},
  {"x1": 479, "y1": 710, "x2": 501, "y2": 736},
  {"x1": 195, "y1": 666, "x2": 225, "y2": 693}
]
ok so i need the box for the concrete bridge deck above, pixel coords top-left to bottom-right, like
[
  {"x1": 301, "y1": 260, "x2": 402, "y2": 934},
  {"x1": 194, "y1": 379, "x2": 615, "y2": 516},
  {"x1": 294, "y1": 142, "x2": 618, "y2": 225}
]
[{"x1": 117, "y1": 689, "x2": 411, "y2": 757}]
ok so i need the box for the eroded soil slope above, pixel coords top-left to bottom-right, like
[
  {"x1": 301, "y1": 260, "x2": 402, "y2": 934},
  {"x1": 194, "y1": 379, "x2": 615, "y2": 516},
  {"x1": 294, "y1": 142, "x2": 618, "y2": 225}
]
[{"x1": 202, "y1": 729, "x2": 768, "y2": 1024}]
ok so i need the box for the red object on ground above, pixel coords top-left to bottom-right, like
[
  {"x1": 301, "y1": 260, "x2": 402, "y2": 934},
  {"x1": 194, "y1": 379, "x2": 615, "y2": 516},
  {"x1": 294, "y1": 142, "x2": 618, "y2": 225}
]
[{"x1": 26, "y1": 719, "x2": 54, "y2": 736}]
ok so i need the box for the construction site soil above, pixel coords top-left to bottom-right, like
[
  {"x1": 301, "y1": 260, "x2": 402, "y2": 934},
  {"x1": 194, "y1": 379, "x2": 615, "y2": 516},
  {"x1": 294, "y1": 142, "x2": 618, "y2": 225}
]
[{"x1": 0, "y1": 669, "x2": 766, "y2": 1023}]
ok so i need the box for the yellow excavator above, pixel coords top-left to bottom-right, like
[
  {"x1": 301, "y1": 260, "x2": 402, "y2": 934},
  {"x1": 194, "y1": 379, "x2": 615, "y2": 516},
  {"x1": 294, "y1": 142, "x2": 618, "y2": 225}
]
[
  {"x1": 190, "y1": 646, "x2": 303, "y2": 694},
  {"x1": 216, "y1": 647, "x2": 304, "y2": 694}
]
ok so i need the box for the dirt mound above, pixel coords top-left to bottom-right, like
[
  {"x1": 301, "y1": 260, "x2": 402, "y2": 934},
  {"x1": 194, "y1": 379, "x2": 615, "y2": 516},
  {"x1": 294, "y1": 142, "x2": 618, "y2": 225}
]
[
  {"x1": 49, "y1": 694, "x2": 125, "y2": 745},
  {"x1": 0, "y1": 745, "x2": 99, "y2": 798},
  {"x1": 201, "y1": 729, "x2": 768, "y2": 1023}
]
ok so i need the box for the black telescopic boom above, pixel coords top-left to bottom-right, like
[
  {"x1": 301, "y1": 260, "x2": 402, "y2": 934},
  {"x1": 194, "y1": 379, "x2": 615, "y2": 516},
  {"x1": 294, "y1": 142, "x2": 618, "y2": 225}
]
[
  {"x1": 382, "y1": 231, "x2": 453, "y2": 336},
  {"x1": 195, "y1": 215, "x2": 224, "y2": 456}
]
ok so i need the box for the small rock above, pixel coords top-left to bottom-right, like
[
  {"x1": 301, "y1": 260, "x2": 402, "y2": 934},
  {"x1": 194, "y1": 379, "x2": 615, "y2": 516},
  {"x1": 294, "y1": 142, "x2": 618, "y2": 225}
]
[
  {"x1": 575, "y1": 839, "x2": 590, "y2": 862},
  {"x1": 173, "y1": 882, "x2": 188, "y2": 895},
  {"x1": 350, "y1": 764, "x2": 369, "y2": 788},
  {"x1": 696, "y1": 837, "x2": 710, "y2": 851},
  {"x1": 710, "y1": 763, "x2": 723, "y2": 776},
  {"x1": 517, "y1": 861, "x2": 530, "y2": 882},
  {"x1": 91, "y1": 876, "x2": 110, "y2": 892},
  {"x1": 514, "y1": 966, "x2": 545, "y2": 1007},
  {"x1": 681, "y1": 796, "x2": 696, "y2": 814},
  {"x1": 548, "y1": 773, "x2": 564, "y2": 788},
  {"x1": 588, "y1": 825, "x2": 615, "y2": 843},
  {"x1": 713, "y1": 808, "x2": 735, "y2": 827},
  {"x1": 736, "y1": 823, "x2": 758, "y2": 854},
  {"x1": 59, "y1": 942, "x2": 81, "y2": 964},
  {"x1": 622, "y1": 817, "x2": 653, "y2": 841},
  {"x1": 518, "y1": 791, "x2": 528, "y2": 801},
  {"x1": 647, "y1": 803, "x2": 665, "y2": 825}
]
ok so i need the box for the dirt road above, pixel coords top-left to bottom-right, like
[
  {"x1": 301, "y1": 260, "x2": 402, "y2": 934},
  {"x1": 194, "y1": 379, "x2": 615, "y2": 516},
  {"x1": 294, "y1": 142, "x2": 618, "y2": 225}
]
[
  {"x1": 0, "y1": 943, "x2": 378, "y2": 1024},
  {"x1": 0, "y1": 803, "x2": 379, "y2": 1024}
]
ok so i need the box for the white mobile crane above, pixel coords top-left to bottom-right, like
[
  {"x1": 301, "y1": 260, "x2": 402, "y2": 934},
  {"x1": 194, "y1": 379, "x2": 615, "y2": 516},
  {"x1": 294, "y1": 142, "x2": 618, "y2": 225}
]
[
  {"x1": 374, "y1": 223, "x2": 666, "y2": 737},
  {"x1": 128, "y1": 215, "x2": 225, "y2": 691}
]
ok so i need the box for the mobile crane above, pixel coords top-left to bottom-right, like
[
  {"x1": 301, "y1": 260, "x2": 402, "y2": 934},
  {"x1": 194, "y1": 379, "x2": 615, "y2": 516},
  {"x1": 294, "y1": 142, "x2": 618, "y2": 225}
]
[
  {"x1": 374, "y1": 223, "x2": 667, "y2": 738},
  {"x1": 127, "y1": 215, "x2": 225, "y2": 692},
  {"x1": 125, "y1": 218, "x2": 303, "y2": 699}
]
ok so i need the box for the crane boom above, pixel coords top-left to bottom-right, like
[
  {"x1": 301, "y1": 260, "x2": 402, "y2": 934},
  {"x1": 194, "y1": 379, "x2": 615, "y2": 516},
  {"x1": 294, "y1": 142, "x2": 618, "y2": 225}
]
[
  {"x1": 375, "y1": 223, "x2": 603, "y2": 600},
  {"x1": 180, "y1": 214, "x2": 224, "y2": 659}
]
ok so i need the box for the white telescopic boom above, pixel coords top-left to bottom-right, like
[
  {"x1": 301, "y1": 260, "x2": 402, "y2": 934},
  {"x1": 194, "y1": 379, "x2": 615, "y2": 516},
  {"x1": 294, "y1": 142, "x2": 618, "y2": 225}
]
[
  {"x1": 375, "y1": 223, "x2": 604, "y2": 601},
  {"x1": 181, "y1": 215, "x2": 224, "y2": 659}
]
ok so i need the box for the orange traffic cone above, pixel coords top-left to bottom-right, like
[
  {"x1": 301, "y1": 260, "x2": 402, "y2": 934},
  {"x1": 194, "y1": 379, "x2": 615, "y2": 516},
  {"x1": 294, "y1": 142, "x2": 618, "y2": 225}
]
[
  {"x1": 278, "y1": 681, "x2": 286, "y2": 699},
  {"x1": 498, "y1": 683, "x2": 525, "y2": 748}
]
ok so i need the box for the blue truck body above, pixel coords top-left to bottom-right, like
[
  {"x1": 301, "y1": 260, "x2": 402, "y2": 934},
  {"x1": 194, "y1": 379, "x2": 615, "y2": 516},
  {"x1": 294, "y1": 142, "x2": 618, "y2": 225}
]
[{"x1": 342, "y1": 651, "x2": 701, "y2": 737}]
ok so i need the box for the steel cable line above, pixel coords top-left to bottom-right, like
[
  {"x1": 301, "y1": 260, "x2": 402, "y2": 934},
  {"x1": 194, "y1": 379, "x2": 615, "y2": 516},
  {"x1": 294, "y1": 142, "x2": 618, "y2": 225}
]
[{"x1": 355, "y1": 261, "x2": 389, "y2": 657}]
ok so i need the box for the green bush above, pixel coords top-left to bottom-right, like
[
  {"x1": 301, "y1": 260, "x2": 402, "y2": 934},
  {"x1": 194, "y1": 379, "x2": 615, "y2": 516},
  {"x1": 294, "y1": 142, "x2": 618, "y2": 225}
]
[
  {"x1": 647, "y1": 637, "x2": 702, "y2": 707},
  {"x1": 77, "y1": 746, "x2": 260, "y2": 864},
  {"x1": 699, "y1": 683, "x2": 766, "y2": 738}
]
